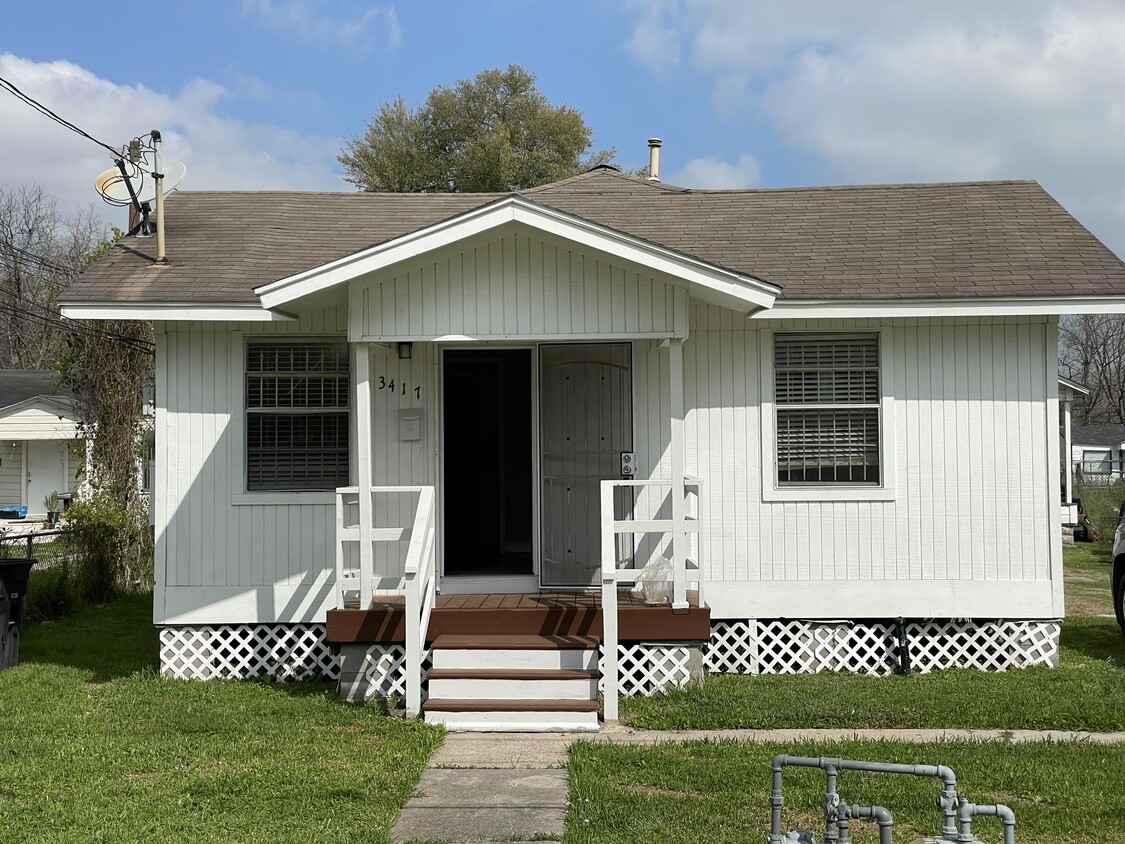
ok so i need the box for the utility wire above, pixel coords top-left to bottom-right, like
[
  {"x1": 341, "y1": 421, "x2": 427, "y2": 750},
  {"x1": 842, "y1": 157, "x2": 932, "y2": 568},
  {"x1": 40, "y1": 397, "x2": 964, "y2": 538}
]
[
  {"x1": 0, "y1": 292, "x2": 155, "y2": 349},
  {"x1": 0, "y1": 240, "x2": 76, "y2": 277},
  {"x1": 0, "y1": 306, "x2": 155, "y2": 357},
  {"x1": 0, "y1": 294, "x2": 156, "y2": 354},
  {"x1": 0, "y1": 242, "x2": 157, "y2": 350},
  {"x1": 0, "y1": 74, "x2": 123, "y2": 157}
]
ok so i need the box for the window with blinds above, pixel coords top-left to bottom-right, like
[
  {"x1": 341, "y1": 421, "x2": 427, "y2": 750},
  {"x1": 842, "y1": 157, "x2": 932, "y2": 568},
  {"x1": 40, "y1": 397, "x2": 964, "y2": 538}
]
[
  {"x1": 246, "y1": 340, "x2": 349, "y2": 491},
  {"x1": 774, "y1": 334, "x2": 880, "y2": 485}
]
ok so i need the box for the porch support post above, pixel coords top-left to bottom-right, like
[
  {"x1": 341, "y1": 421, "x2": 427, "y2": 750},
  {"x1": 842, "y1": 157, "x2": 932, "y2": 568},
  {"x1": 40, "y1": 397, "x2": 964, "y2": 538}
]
[
  {"x1": 354, "y1": 342, "x2": 374, "y2": 605},
  {"x1": 669, "y1": 337, "x2": 688, "y2": 609},
  {"x1": 1063, "y1": 395, "x2": 1073, "y2": 505}
]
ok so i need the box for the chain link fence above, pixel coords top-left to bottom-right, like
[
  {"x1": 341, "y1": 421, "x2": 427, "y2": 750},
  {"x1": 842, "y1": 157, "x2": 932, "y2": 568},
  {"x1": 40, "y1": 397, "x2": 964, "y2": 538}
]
[{"x1": 0, "y1": 528, "x2": 86, "y2": 621}]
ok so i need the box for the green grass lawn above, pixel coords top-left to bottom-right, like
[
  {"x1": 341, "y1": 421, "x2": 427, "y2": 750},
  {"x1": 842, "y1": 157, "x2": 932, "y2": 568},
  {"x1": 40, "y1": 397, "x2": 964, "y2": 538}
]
[
  {"x1": 0, "y1": 594, "x2": 443, "y2": 843},
  {"x1": 622, "y1": 615, "x2": 1125, "y2": 730},
  {"x1": 1063, "y1": 540, "x2": 1115, "y2": 616},
  {"x1": 579, "y1": 541, "x2": 1125, "y2": 841},
  {"x1": 566, "y1": 738, "x2": 1125, "y2": 844},
  {"x1": 621, "y1": 545, "x2": 1125, "y2": 730}
]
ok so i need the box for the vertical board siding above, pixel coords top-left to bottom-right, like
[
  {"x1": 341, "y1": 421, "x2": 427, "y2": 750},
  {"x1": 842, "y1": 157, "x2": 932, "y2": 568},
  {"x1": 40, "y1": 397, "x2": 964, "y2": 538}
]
[
  {"x1": 355, "y1": 231, "x2": 683, "y2": 340},
  {"x1": 160, "y1": 308, "x2": 348, "y2": 598},
  {"x1": 685, "y1": 313, "x2": 1053, "y2": 591},
  {"x1": 368, "y1": 343, "x2": 437, "y2": 584}
]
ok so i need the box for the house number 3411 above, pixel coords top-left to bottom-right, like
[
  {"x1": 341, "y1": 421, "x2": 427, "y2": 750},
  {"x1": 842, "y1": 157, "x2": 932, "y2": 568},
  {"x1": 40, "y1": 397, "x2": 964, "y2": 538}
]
[{"x1": 377, "y1": 376, "x2": 421, "y2": 399}]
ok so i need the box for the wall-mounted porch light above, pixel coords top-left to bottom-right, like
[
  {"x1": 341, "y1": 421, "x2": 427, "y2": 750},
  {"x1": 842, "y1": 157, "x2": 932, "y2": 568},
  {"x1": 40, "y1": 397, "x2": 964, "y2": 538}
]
[{"x1": 397, "y1": 342, "x2": 413, "y2": 360}]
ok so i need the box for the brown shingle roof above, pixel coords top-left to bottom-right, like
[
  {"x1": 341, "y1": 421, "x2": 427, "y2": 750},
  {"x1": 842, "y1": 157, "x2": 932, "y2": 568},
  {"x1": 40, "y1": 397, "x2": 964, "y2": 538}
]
[{"x1": 66, "y1": 169, "x2": 1125, "y2": 305}]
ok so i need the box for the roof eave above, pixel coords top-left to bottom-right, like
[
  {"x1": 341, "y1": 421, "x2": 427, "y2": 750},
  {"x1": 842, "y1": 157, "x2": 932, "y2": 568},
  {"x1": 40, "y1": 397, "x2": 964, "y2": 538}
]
[
  {"x1": 757, "y1": 295, "x2": 1125, "y2": 319},
  {"x1": 59, "y1": 302, "x2": 290, "y2": 321}
]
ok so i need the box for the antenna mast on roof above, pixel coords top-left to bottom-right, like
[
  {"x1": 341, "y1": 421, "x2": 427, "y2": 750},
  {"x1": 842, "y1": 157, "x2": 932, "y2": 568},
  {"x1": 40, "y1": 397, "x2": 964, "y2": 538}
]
[
  {"x1": 151, "y1": 130, "x2": 169, "y2": 267},
  {"x1": 92, "y1": 130, "x2": 186, "y2": 267}
]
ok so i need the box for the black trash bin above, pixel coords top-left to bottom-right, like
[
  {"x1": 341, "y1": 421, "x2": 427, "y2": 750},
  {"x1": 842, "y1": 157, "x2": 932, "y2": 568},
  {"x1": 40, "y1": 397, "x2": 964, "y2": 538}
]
[{"x1": 0, "y1": 559, "x2": 35, "y2": 670}]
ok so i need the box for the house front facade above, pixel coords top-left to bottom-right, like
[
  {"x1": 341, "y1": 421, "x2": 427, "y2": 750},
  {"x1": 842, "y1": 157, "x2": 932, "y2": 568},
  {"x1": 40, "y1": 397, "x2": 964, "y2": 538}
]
[{"x1": 62, "y1": 169, "x2": 1125, "y2": 728}]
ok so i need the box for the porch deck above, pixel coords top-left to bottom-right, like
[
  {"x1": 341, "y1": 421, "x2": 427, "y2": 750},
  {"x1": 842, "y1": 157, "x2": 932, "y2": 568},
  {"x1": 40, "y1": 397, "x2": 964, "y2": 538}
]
[{"x1": 326, "y1": 591, "x2": 710, "y2": 644}]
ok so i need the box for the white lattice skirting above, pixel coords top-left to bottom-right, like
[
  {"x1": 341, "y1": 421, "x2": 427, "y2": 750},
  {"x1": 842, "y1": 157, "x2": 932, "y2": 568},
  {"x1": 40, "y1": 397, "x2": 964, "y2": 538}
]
[
  {"x1": 705, "y1": 619, "x2": 1061, "y2": 676},
  {"x1": 159, "y1": 624, "x2": 338, "y2": 681},
  {"x1": 599, "y1": 644, "x2": 698, "y2": 697},
  {"x1": 158, "y1": 618, "x2": 1061, "y2": 690}
]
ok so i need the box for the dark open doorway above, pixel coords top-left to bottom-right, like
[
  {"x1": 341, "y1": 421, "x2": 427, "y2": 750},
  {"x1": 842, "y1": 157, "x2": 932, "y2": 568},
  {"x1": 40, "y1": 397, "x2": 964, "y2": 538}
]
[{"x1": 442, "y1": 349, "x2": 533, "y2": 576}]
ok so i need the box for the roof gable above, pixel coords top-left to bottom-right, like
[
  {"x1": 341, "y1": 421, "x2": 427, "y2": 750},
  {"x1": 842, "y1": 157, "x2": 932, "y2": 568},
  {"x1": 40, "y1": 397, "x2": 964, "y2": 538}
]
[{"x1": 256, "y1": 195, "x2": 778, "y2": 313}]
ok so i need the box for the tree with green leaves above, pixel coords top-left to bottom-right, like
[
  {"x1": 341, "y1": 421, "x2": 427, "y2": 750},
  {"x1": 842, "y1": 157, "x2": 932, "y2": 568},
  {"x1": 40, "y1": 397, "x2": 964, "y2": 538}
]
[{"x1": 339, "y1": 65, "x2": 614, "y2": 193}]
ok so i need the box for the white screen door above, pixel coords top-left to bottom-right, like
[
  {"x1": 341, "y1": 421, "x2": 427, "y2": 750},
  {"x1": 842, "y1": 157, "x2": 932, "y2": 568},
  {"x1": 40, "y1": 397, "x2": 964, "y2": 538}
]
[{"x1": 539, "y1": 343, "x2": 632, "y2": 587}]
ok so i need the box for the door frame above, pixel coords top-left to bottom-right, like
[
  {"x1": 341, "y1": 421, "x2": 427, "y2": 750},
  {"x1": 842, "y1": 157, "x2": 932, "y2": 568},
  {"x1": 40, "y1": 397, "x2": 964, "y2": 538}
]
[{"x1": 437, "y1": 343, "x2": 541, "y2": 594}]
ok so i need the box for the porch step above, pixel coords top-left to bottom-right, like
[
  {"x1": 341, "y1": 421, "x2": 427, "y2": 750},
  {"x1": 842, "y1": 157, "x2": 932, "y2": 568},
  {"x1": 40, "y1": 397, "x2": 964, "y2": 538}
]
[
  {"x1": 430, "y1": 634, "x2": 600, "y2": 671},
  {"x1": 424, "y1": 634, "x2": 601, "y2": 732},
  {"x1": 428, "y1": 667, "x2": 599, "y2": 700}
]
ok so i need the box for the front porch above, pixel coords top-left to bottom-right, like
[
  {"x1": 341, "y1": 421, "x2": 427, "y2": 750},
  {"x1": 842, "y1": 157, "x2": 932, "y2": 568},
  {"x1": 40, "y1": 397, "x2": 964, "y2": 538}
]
[
  {"x1": 328, "y1": 590, "x2": 710, "y2": 730},
  {"x1": 326, "y1": 590, "x2": 710, "y2": 642}
]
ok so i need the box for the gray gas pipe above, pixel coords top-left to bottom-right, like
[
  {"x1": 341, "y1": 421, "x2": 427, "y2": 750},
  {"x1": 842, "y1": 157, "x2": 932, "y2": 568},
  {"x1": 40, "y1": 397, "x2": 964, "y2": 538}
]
[{"x1": 768, "y1": 755, "x2": 1015, "y2": 844}]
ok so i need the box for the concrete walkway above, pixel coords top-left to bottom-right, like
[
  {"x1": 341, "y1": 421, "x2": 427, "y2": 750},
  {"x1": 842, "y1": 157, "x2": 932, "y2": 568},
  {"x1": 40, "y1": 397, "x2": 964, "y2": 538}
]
[{"x1": 391, "y1": 725, "x2": 1125, "y2": 842}]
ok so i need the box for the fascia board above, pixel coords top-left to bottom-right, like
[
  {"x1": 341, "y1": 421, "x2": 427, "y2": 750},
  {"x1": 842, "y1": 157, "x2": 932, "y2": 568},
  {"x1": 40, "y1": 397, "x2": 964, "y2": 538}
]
[
  {"x1": 60, "y1": 304, "x2": 292, "y2": 321},
  {"x1": 757, "y1": 296, "x2": 1125, "y2": 318},
  {"x1": 256, "y1": 197, "x2": 779, "y2": 311},
  {"x1": 1057, "y1": 376, "x2": 1090, "y2": 395}
]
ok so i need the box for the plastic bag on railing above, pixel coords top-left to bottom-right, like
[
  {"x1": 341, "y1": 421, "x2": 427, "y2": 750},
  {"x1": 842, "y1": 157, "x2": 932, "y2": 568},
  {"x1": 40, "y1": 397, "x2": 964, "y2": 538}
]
[{"x1": 634, "y1": 556, "x2": 674, "y2": 605}]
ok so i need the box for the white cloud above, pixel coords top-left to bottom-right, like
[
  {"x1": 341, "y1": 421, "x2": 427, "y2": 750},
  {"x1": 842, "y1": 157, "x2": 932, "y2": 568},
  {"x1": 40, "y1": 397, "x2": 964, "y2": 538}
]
[
  {"x1": 627, "y1": 1, "x2": 1125, "y2": 254},
  {"x1": 625, "y1": 0, "x2": 683, "y2": 73},
  {"x1": 240, "y1": 0, "x2": 401, "y2": 52},
  {"x1": 0, "y1": 54, "x2": 346, "y2": 233},
  {"x1": 667, "y1": 154, "x2": 760, "y2": 189}
]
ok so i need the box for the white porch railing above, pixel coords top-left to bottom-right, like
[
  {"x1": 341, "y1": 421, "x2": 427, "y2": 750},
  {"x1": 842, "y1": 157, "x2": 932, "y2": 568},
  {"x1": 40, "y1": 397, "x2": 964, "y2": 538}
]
[
  {"x1": 600, "y1": 476, "x2": 701, "y2": 722},
  {"x1": 335, "y1": 485, "x2": 437, "y2": 717}
]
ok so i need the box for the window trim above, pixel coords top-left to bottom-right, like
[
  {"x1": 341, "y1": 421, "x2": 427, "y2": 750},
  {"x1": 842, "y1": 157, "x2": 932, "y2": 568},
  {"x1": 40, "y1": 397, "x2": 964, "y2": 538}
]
[
  {"x1": 1080, "y1": 449, "x2": 1112, "y2": 475},
  {"x1": 760, "y1": 329, "x2": 897, "y2": 502},
  {"x1": 229, "y1": 332, "x2": 350, "y2": 506}
]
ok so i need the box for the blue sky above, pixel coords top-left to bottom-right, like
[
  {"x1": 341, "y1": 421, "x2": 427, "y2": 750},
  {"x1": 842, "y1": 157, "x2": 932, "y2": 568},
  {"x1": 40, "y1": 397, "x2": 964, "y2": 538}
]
[{"x1": 3, "y1": 1, "x2": 1125, "y2": 257}]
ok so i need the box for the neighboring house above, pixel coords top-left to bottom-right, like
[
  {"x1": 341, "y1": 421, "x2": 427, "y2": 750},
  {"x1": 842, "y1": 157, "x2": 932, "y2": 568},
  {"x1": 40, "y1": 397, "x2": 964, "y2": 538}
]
[
  {"x1": 1072, "y1": 424, "x2": 1125, "y2": 483},
  {"x1": 1059, "y1": 376, "x2": 1090, "y2": 526},
  {"x1": 0, "y1": 370, "x2": 84, "y2": 519},
  {"x1": 61, "y1": 169, "x2": 1125, "y2": 730}
]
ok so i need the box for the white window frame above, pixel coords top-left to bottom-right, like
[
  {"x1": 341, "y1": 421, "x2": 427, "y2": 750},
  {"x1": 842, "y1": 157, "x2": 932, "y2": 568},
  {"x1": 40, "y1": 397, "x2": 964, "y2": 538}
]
[
  {"x1": 229, "y1": 332, "x2": 350, "y2": 506},
  {"x1": 1080, "y1": 449, "x2": 1112, "y2": 475},
  {"x1": 760, "y1": 329, "x2": 896, "y2": 502}
]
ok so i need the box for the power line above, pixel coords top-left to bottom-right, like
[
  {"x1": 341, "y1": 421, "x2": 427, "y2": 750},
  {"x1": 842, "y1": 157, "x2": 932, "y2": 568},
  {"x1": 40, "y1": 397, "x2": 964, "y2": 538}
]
[
  {"x1": 0, "y1": 242, "x2": 156, "y2": 351},
  {"x1": 0, "y1": 74, "x2": 122, "y2": 157},
  {"x1": 0, "y1": 299, "x2": 155, "y2": 355},
  {"x1": 0, "y1": 240, "x2": 75, "y2": 277}
]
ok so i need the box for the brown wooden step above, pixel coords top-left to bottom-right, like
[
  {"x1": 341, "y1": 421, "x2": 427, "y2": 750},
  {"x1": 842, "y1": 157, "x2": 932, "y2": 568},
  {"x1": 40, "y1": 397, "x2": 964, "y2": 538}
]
[
  {"x1": 431, "y1": 633, "x2": 599, "y2": 650},
  {"x1": 426, "y1": 667, "x2": 598, "y2": 681},
  {"x1": 422, "y1": 698, "x2": 600, "y2": 713}
]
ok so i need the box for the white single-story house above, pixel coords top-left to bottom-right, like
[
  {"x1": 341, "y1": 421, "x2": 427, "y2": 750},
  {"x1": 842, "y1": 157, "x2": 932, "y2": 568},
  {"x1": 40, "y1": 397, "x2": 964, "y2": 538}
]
[
  {"x1": 0, "y1": 370, "x2": 83, "y2": 520},
  {"x1": 1071, "y1": 424, "x2": 1125, "y2": 483},
  {"x1": 62, "y1": 166, "x2": 1125, "y2": 730}
]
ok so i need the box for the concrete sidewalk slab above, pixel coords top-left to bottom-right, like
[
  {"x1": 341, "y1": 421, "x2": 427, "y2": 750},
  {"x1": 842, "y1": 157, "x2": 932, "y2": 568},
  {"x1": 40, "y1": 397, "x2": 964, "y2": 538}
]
[
  {"x1": 431, "y1": 725, "x2": 1125, "y2": 768},
  {"x1": 391, "y1": 768, "x2": 568, "y2": 843}
]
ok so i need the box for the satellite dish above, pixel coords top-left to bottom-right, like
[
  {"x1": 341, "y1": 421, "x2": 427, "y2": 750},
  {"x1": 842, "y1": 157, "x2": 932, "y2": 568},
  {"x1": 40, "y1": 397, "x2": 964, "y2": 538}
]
[{"x1": 94, "y1": 159, "x2": 186, "y2": 205}]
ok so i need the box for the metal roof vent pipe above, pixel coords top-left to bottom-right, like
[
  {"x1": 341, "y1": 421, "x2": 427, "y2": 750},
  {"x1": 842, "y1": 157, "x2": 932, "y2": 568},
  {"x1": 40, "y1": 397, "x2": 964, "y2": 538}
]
[{"x1": 647, "y1": 137, "x2": 662, "y2": 182}]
